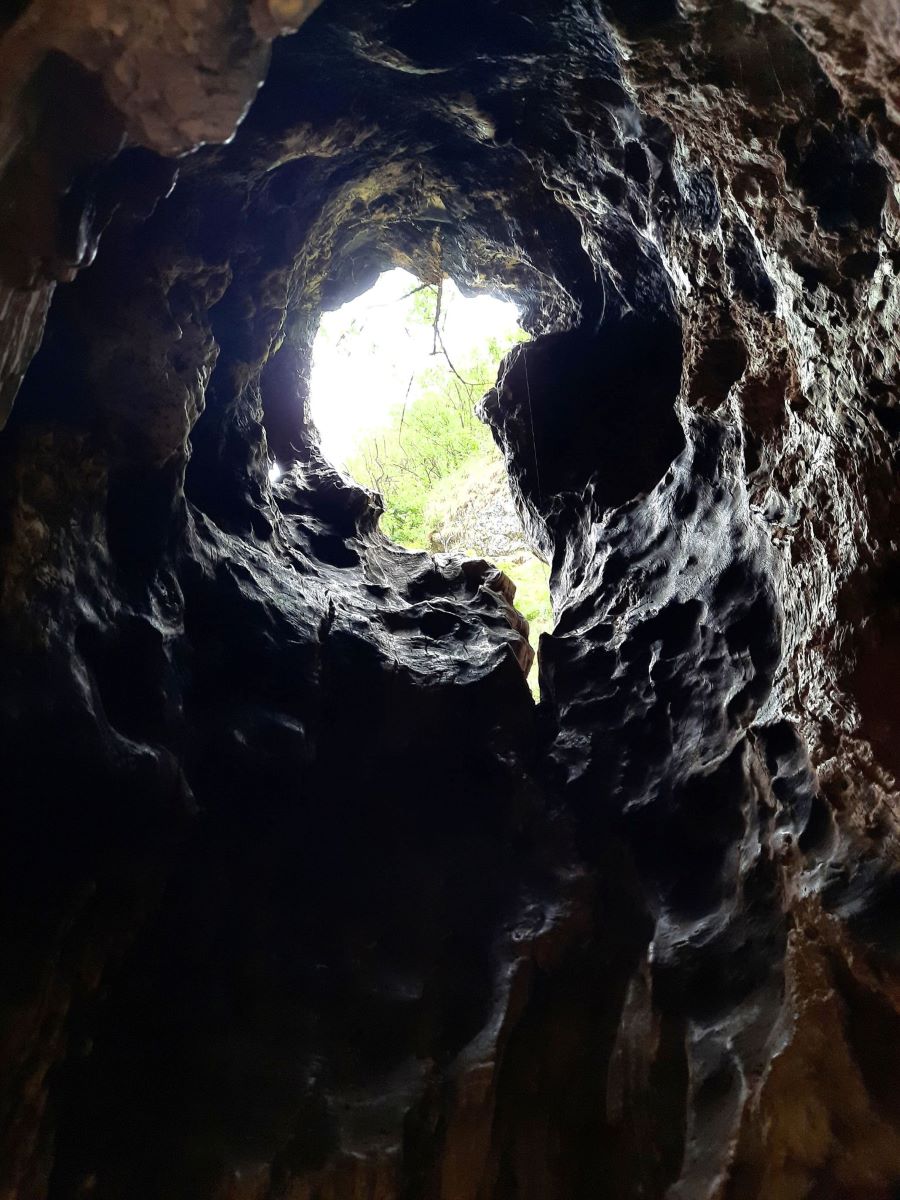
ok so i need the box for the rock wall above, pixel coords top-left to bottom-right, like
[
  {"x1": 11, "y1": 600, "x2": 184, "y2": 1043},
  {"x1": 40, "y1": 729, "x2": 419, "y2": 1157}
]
[
  {"x1": 427, "y1": 458, "x2": 529, "y2": 557},
  {"x1": 1, "y1": 2, "x2": 899, "y2": 1198}
]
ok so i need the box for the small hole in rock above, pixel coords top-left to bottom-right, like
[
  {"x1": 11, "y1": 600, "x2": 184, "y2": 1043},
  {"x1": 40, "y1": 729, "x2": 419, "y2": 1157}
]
[{"x1": 307, "y1": 268, "x2": 551, "y2": 695}]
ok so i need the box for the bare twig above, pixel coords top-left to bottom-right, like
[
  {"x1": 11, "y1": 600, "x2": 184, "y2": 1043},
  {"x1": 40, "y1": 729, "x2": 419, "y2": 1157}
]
[
  {"x1": 765, "y1": 35, "x2": 785, "y2": 102},
  {"x1": 435, "y1": 325, "x2": 477, "y2": 389},
  {"x1": 432, "y1": 274, "x2": 443, "y2": 356},
  {"x1": 397, "y1": 372, "x2": 414, "y2": 447},
  {"x1": 363, "y1": 282, "x2": 432, "y2": 312}
]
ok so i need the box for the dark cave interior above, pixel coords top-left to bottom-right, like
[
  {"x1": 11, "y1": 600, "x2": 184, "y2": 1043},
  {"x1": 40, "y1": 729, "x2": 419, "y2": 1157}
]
[{"x1": 2, "y1": 1, "x2": 900, "y2": 1198}]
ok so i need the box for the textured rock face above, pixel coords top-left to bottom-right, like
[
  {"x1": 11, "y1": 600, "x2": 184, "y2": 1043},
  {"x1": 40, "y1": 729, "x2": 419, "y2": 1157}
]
[
  {"x1": 427, "y1": 459, "x2": 529, "y2": 557},
  {"x1": 1, "y1": 2, "x2": 900, "y2": 1198}
]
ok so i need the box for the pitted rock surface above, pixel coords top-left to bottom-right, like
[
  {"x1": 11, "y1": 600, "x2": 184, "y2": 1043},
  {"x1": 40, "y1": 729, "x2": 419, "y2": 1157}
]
[{"x1": 1, "y1": 2, "x2": 900, "y2": 1198}]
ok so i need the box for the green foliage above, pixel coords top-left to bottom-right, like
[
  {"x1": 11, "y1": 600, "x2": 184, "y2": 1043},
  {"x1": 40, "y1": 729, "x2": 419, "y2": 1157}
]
[
  {"x1": 495, "y1": 555, "x2": 552, "y2": 628},
  {"x1": 350, "y1": 384, "x2": 495, "y2": 544}
]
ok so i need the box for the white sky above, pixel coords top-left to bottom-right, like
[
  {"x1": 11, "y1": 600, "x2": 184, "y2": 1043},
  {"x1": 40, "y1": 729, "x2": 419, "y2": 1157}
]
[{"x1": 309, "y1": 268, "x2": 522, "y2": 466}]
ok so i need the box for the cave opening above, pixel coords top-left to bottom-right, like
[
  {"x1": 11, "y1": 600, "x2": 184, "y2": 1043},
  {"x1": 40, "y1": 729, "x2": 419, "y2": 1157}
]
[
  {"x1": 5, "y1": 0, "x2": 900, "y2": 1195},
  {"x1": 304, "y1": 267, "x2": 552, "y2": 694}
]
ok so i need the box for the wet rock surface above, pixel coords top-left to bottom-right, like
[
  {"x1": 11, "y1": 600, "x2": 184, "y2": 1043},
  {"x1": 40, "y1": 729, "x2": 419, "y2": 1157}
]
[{"x1": 1, "y1": 1, "x2": 900, "y2": 1198}]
